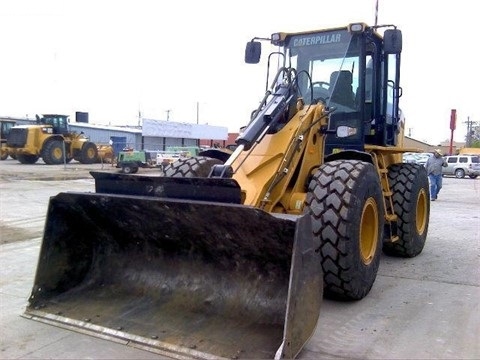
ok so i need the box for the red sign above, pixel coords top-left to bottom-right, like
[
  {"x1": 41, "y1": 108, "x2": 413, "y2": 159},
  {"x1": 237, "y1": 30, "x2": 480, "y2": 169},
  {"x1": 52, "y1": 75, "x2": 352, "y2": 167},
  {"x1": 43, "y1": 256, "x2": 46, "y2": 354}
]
[{"x1": 450, "y1": 109, "x2": 457, "y2": 130}]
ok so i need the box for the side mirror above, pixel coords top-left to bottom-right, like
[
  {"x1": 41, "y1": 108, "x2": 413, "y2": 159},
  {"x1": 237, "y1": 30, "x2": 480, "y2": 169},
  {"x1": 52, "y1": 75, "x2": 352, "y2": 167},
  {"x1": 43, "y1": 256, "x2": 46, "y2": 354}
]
[
  {"x1": 383, "y1": 29, "x2": 402, "y2": 54},
  {"x1": 245, "y1": 41, "x2": 261, "y2": 64}
]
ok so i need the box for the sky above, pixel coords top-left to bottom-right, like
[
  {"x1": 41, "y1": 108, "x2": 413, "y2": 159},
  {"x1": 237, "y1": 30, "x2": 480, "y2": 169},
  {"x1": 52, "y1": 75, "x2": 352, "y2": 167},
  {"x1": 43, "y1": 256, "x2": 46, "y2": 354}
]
[{"x1": 0, "y1": 0, "x2": 478, "y2": 145}]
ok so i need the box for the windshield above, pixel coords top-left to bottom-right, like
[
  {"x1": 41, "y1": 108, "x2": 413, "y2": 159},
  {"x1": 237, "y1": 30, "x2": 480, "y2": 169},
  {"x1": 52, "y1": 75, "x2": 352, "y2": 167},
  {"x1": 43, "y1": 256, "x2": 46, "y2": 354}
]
[
  {"x1": 43, "y1": 115, "x2": 69, "y2": 128},
  {"x1": 1, "y1": 121, "x2": 15, "y2": 139},
  {"x1": 285, "y1": 29, "x2": 361, "y2": 110}
]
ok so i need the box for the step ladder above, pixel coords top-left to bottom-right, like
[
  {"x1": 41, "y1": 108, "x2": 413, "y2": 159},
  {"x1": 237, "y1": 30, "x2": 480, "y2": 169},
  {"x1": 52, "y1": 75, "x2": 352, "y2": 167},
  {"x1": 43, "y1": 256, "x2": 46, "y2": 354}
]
[{"x1": 371, "y1": 152, "x2": 399, "y2": 242}]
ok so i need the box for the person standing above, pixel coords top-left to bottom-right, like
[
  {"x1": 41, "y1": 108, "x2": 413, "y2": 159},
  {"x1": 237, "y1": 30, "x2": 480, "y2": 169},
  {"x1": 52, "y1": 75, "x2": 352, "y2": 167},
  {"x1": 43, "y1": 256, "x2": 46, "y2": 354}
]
[{"x1": 425, "y1": 149, "x2": 447, "y2": 201}]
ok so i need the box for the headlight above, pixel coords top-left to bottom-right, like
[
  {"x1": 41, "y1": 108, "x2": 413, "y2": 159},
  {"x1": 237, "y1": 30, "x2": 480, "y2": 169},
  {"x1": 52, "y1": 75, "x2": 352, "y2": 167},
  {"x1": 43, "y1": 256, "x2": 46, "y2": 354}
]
[{"x1": 349, "y1": 23, "x2": 366, "y2": 33}]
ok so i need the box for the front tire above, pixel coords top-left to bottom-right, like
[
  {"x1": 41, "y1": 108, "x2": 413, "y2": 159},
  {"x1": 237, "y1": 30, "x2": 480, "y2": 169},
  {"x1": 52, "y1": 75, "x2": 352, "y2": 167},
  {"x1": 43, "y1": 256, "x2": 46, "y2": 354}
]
[
  {"x1": 164, "y1": 156, "x2": 223, "y2": 177},
  {"x1": 384, "y1": 163, "x2": 430, "y2": 257},
  {"x1": 41, "y1": 139, "x2": 65, "y2": 165},
  {"x1": 455, "y1": 168, "x2": 465, "y2": 178},
  {"x1": 121, "y1": 165, "x2": 138, "y2": 174},
  {"x1": 80, "y1": 142, "x2": 98, "y2": 164},
  {"x1": 306, "y1": 160, "x2": 384, "y2": 300}
]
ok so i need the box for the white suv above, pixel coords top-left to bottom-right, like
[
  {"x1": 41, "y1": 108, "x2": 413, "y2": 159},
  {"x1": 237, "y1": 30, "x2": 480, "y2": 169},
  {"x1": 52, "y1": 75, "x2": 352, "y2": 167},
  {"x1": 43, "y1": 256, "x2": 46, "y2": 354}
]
[{"x1": 442, "y1": 155, "x2": 480, "y2": 179}]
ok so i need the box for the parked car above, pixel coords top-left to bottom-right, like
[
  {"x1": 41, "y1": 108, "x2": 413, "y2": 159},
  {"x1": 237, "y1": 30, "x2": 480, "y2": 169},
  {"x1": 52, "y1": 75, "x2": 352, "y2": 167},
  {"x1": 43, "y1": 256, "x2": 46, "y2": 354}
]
[
  {"x1": 416, "y1": 152, "x2": 433, "y2": 167},
  {"x1": 442, "y1": 155, "x2": 480, "y2": 179},
  {"x1": 402, "y1": 152, "x2": 432, "y2": 166},
  {"x1": 403, "y1": 152, "x2": 419, "y2": 163}
]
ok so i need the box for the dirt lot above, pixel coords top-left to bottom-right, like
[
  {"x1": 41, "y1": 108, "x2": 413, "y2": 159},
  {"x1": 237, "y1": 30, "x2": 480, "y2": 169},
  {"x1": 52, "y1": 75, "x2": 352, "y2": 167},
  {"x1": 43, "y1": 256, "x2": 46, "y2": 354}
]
[
  {"x1": 0, "y1": 159, "x2": 115, "y2": 244},
  {"x1": 0, "y1": 157, "x2": 479, "y2": 359},
  {"x1": 0, "y1": 158, "x2": 161, "y2": 244},
  {"x1": 0, "y1": 158, "x2": 116, "y2": 181}
]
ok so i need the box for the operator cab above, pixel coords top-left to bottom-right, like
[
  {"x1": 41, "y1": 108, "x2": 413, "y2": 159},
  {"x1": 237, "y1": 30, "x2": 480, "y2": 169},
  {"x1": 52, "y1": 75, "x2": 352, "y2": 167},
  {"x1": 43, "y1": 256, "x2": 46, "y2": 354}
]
[
  {"x1": 37, "y1": 114, "x2": 70, "y2": 135},
  {"x1": 245, "y1": 23, "x2": 403, "y2": 153}
]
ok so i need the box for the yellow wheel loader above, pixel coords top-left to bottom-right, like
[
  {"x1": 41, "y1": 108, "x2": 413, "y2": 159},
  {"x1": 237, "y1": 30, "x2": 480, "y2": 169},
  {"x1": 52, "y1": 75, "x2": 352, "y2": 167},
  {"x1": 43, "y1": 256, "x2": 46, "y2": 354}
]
[
  {"x1": 23, "y1": 23, "x2": 430, "y2": 359},
  {"x1": 0, "y1": 119, "x2": 16, "y2": 160},
  {"x1": 6, "y1": 114, "x2": 98, "y2": 164}
]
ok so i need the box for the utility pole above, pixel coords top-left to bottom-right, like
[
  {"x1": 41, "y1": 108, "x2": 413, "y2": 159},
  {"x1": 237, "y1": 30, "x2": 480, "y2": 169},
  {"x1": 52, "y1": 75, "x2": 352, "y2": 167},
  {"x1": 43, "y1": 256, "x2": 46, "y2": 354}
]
[
  {"x1": 464, "y1": 116, "x2": 479, "y2": 147},
  {"x1": 165, "y1": 109, "x2": 171, "y2": 121},
  {"x1": 466, "y1": 116, "x2": 472, "y2": 147},
  {"x1": 196, "y1": 102, "x2": 199, "y2": 124}
]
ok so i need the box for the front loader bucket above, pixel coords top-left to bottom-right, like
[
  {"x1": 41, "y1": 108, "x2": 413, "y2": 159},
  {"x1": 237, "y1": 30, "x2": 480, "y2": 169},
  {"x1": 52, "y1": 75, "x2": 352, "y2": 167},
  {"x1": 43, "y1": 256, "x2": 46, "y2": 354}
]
[{"x1": 23, "y1": 185, "x2": 322, "y2": 359}]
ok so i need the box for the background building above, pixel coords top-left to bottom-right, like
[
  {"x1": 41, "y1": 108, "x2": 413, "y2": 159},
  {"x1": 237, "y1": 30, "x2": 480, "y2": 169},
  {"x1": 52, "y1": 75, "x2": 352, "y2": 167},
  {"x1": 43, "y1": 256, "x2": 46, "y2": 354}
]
[{"x1": 1, "y1": 114, "x2": 230, "y2": 156}]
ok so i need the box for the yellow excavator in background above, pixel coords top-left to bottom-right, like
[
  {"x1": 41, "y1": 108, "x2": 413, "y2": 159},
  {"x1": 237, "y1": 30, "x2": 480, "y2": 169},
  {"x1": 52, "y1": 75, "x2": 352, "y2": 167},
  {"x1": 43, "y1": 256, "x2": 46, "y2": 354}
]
[
  {"x1": 6, "y1": 114, "x2": 98, "y2": 164},
  {"x1": 23, "y1": 23, "x2": 430, "y2": 359}
]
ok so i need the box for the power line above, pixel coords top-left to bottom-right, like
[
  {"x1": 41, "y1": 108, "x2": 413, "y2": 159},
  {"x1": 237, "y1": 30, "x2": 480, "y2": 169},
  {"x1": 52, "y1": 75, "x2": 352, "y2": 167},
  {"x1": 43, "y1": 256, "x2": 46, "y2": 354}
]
[{"x1": 464, "y1": 116, "x2": 479, "y2": 147}]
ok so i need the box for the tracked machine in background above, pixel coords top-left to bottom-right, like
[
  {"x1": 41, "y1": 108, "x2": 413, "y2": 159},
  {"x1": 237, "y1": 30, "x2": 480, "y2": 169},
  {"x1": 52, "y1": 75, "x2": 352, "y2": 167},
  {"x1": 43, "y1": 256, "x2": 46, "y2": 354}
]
[
  {"x1": 6, "y1": 114, "x2": 98, "y2": 164},
  {"x1": 23, "y1": 23, "x2": 430, "y2": 359}
]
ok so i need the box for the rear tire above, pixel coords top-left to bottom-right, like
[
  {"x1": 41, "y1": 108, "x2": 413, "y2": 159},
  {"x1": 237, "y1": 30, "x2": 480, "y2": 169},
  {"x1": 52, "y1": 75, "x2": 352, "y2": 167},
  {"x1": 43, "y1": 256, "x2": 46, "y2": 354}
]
[
  {"x1": 41, "y1": 139, "x2": 65, "y2": 165},
  {"x1": 79, "y1": 142, "x2": 98, "y2": 164},
  {"x1": 306, "y1": 160, "x2": 384, "y2": 300},
  {"x1": 384, "y1": 163, "x2": 430, "y2": 257},
  {"x1": 164, "y1": 156, "x2": 223, "y2": 177}
]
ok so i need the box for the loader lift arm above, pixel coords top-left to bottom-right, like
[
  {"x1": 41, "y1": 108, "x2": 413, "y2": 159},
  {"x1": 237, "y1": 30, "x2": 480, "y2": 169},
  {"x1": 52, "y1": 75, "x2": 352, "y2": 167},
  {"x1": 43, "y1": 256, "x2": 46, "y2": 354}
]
[{"x1": 210, "y1": 67, "x2": 299, "y2": 178}]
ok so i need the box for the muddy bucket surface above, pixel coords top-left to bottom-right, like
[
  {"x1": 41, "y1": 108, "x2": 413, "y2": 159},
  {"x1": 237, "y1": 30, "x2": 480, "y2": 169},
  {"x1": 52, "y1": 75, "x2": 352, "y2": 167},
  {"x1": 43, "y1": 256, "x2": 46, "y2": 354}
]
[{"x1": 24, "y1": 191, "x2": 322, "y2": 359}]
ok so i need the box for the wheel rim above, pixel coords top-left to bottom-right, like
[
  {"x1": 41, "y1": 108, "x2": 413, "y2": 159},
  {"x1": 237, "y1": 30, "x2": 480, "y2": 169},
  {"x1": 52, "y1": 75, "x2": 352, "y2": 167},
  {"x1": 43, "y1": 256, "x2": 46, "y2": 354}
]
[
  {"x1": 416, "y1": 188, "x2": 428, "y2": 234},
  {"x1": 53, "y1": 147, "x2": 63, "y2": 160},
  {"x1": 359, "y1": 197, "x2": 379, "y2": 265}
]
